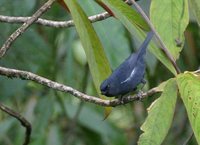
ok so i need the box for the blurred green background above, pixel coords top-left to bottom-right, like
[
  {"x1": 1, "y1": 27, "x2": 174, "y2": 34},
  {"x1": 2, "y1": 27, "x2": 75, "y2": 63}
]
[{"x1": 0, "y1": 0, "x2": 199, "y2": 145}]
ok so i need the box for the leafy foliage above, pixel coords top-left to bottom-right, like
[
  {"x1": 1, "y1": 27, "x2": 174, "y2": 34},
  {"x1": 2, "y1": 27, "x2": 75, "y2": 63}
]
[
  {"x1": 177, "y1": 72, "x2": 200, "y2": 144},
  {"x1": 0, "y1": 0, "x2": 200, "y2": 145},
  {"x1": 138, "y1": 79, "x2": 177, "y2": 145},
  {"x1": 150, "y1": 0, "x2": 189, "y2": 59},
  {"x1": 97, "y1": 0, "x2": 178, "y2": 74},
  {"x1": 64, "y1": 0, "x2": 113, "y2": 116},
  {"x1": 64, "y1": 0, "x2": 111, "y2": 94},
  {"x1": 96, "y1": 0, "x2": 150, "y2": 31}
]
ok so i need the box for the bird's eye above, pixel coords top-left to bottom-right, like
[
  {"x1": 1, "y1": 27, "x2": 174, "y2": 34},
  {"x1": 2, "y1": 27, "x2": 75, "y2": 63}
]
[{"x1": 102, "y1": 84, "x2": 110, "y2": 92}]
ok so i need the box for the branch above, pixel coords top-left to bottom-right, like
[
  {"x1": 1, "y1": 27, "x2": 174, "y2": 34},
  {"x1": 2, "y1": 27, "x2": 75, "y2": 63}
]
[
  {"x1": 0, "y1": 12, "x2": 110, "y2": 28},
  {"x1": 0, "y1": 102, "x2": 31, "y2": 145},
  {"x1": 0, "y1": 0, "x2": 134, "y2": 58},
  {"x1": 130, "y1": 0, "x2": 181, "y2": 74},
  {"x1": 0, "y1": 0, "x2": 56, "y2": 58},
  {"x1": 0, "y1": 66, "x2": 160, "y2": 107},
  {"x1": 0, "y1": 0, "x2": 133, "y2": 28}
]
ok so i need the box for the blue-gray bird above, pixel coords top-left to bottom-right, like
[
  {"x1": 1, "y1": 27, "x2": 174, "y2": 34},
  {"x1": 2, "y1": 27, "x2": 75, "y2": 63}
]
[{"x1": 100, "y1": 31, "x2": 154, "y2": 97}]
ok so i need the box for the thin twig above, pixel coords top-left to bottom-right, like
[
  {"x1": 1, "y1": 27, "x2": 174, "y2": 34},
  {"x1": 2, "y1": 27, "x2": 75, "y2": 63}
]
[
  {"x1": 0, "y1": 102, "x2": 31, "y2": 145},
  {"x1": 0, "y1": 12, "x2": 110, "y2": 28},
  {"x1": 0, "y1": 0, "x2": 56, "y2": 58},
  {"x1": 0, "y1": 0, "x2": 133, "y2": 28},
  {"x1": 130, "y1": 0, "x2": 181, "y2": 74},
  {"x1": 0, "y1": 0, "x2": 133, "y2": 58},
  {"x1": 0, "y1": 66, "x2": 160, "y2": 107}
]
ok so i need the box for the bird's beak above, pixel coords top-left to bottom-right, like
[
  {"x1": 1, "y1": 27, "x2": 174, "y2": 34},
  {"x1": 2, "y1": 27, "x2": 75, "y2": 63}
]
[{"x1": 101, "y1": 91, "x2": 106, "y2": 95}]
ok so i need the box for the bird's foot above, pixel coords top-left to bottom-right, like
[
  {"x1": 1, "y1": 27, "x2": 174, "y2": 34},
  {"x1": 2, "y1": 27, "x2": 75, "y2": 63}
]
[
  {"x1": 141, "y1": 79, "x2": 146, "y2": 84},
  {"x1": 140, "y1": 79, "x2": 146, "y2": 90}
]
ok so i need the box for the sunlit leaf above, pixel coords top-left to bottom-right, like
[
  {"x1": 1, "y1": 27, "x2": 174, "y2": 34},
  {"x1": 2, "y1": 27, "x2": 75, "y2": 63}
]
[
  {"x1": 138, "y1": 79, "x2": 177, "y2": 145},
  {"x1": 150, "y1": 0, "x2": 189, "y2": 59},
  {"x1": 152, "y1": 79, "x2": 168, "y2": 92},
  {"x1": 177, "y1": 72, "x2": 200, "y2": 144}
]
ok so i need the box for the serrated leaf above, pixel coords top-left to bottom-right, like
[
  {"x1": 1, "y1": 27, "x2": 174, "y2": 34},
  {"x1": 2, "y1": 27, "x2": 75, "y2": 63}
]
[
  {"x1": 138, "y1": 79, "x2": 177, "y2": 145},
  {"x1": 189, "y1": 0, "x2": 200, "y2": 26},
  {"x1": 177, "y1": 72, "x2": 200, "y2": 144},
  {"x1": 64, "y1": 0, "x2": 112, "y2": 115},
  {"x1": 96, "y1": 0, "x2": 177, "y2": 75},
  {"x1": 150, "y1": 0, "x2": 189, "y2": 59}
]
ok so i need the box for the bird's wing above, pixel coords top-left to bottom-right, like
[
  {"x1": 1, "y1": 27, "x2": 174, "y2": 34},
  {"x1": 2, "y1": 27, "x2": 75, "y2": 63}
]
[
  {"x1": 119, "y1": 53, "x2": 144, "y2": 85},
  {"x1": 120, "y1": 67, "x2": 136, "y2": 84},
  {"x1": 111, "y1": 53, "x2": 138, "y2": 83}
]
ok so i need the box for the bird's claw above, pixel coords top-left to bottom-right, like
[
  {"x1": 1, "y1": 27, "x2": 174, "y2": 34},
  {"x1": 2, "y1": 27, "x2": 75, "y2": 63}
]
[{"x1": 141, "y1": 79, "x2": 146, "y2": 84}]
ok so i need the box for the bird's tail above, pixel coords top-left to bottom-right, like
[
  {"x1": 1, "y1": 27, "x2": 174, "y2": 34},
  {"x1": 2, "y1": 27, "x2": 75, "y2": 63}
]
[{"x1": 137, "y1": 31, "x2": 154, "y2": 58}]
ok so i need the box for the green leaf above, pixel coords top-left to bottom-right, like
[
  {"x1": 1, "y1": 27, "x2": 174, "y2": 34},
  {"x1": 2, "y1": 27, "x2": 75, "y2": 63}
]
[
  {"x1": 150, "y1": 0, "x2": 189, "y2": 59},
  {"x1": 189, "y1": 0, "x2": 200, "y2": 26},
  {"x1": 64, "y1": 0, "x2": 111, "y2": 96},
  {"x1": 78, "y1": 0, "x2": 132, "y2": 69},
  {"x1": 152, "y1": 80, "x2": 168, "y2": 92},
  {"x1": 177, "y1": 72, "x2": 200, "y2": 144},
  {"x1": 96, "y1": 0, "x2": 150, "y2": 31},
  {"x1": 96, "y1": 0, "x2": 176, "y2": 75},
  {"x1": 64, "y1": 0, "x2": 112, "y2": 116},
  {"x1": 138, "y1": 79, "x2": 177, "y2": 145}
]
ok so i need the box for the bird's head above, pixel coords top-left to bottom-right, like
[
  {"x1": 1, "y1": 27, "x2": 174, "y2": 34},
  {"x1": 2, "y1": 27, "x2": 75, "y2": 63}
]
[{"x1": 100, "y1": 79, "x2": 113, "y2": 97}]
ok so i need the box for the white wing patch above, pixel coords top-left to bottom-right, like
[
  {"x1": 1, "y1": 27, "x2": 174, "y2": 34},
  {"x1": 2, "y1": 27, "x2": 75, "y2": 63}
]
[{"x1": 120, "y1": 68, "x2": 136, "y2": 84}]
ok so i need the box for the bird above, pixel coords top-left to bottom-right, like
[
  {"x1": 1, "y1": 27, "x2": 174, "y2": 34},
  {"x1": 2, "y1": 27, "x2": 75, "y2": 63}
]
[{"x1": 100, "y1": 31, "x2": 154, "y2": 97}]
